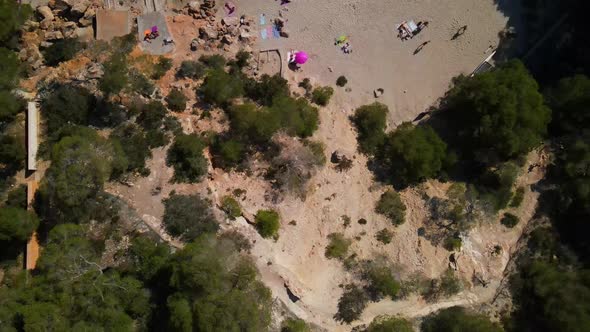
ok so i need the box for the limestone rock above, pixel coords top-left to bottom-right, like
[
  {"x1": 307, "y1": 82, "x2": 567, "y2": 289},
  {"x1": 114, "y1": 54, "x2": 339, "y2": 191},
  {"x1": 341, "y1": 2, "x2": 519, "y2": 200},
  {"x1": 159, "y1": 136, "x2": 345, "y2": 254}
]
[
  {"x1": 37, "y1": 5, "x2": 54, "y2": 21},
  {"x1": 23, "y1": 20, "x2": 40, "y2": 31},
  {"x1": 39, "y1": 19, "x2": 53, "y2": 30},
  {"x1": 70, "y1": 0, "x2": 90, "y2": 17},
  {"x1": 44, "y1": 30, "x2": 64, "y2": 40},
  {"x1": 79, "y1": 8, "x2": 95, "y2": 27},
  {"x1": 61, "y1": 21, "x2": 77, "y2": 38},
  {"x1": 48, "y1": 0, "x2": 69, "y2": 10},
  {"x1": 199, "y1": 26, "x2": 218, "y2": 40},
  {"x1": 221, "y1": 34, "x2": 234, "y2": 44},
  {"x1": 76, "y1": 26, "x2": 94, "y2": 41},
  {"x1": 86, "y1": 63, "x2": 104, "y2": 79},
  {"x1": 188, "y1": 1, "x2": 200, "y2": 12},
  {"x1": 239, "y1": 31, "x2": 254, "y2": 43},
  {"x1": 190, "y1": 38, "x2": 199, "y2": 51},
  {"x1": 202, "y1": 0, "x2": 215, "y2": 9},
  {"x1": 222, "y1": 16, "x2": 239, "y2": 26},
  {"x1": 374, "y1": 88, "x2": 384, "y2": 98}
]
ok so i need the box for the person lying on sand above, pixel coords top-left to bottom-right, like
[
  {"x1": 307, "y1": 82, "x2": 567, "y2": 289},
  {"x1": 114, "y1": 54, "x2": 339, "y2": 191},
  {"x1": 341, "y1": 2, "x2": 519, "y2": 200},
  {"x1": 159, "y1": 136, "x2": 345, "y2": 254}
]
[
  {"x1": 335, "y1": 35, "x2": 348, "y2": 45},
  {"x1": 163, "y1": 37, "x2": 175, "y2": 46},
  {"x1": 225, "y1": 2, "x2": 236, "y2": 15},
  {"x1": 342, "y1": 42, "x2": 352, "y2": 54}
]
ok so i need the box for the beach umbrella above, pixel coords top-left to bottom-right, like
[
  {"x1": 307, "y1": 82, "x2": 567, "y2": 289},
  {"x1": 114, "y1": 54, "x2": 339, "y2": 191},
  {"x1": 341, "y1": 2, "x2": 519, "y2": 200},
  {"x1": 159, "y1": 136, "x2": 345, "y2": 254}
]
[
  {"x1": 294, "y1": 51, "x2": 308, "y2": 64},
  {"x1": 151, "y1": 26, "x2": 158, "y2": 33}
]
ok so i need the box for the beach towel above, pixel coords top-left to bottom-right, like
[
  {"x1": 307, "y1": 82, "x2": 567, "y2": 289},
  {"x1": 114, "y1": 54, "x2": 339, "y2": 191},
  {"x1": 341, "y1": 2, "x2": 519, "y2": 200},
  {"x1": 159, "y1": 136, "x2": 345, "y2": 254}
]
[
  {"x1": 272, "y1": 25, "x2": 280, "y2": 38},
  {"x1": 259, "y1": 14, "x2": 266, "y2": 25},
  {"x1": 261, "y1": 28, "x2": 268, "y2": 40}
]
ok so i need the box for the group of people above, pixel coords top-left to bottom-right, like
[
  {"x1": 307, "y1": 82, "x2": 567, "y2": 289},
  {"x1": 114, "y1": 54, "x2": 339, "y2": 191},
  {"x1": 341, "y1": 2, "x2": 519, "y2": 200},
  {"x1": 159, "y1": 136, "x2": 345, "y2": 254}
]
[
  {"x1": 143, "y1": 27, "x2": 159, "y2": 43},
  {"x1": 335, "y1": 35, "x2": 352, "y2": 54},
  {"x1": 397, "y1": 20, "x2": 429, "y2": 41},
  {"x1": 143, "y1": 26, "x2": 175, "y2": 46}
]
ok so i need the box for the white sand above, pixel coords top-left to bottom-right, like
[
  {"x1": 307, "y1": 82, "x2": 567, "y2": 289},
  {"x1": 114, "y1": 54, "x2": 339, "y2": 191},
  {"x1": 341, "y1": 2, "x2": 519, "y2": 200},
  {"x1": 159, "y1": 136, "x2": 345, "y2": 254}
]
[{"x1": 237, "y1": 0, "x2": 510, "y2": 124}]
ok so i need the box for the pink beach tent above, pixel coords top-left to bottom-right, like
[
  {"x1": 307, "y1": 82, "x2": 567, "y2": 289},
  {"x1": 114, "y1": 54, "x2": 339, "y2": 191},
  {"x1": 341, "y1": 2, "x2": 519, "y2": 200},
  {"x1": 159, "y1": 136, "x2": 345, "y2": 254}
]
[{"x1": 294, "y1": 51, "x2": 308, "y2": 64}]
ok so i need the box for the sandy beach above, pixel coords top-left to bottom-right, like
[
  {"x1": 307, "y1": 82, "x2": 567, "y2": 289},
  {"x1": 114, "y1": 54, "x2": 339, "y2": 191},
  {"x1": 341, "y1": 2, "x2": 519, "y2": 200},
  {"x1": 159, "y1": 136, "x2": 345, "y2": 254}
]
[{"x1": 235, "y1": 0, "x2": 511, "y2": 125}]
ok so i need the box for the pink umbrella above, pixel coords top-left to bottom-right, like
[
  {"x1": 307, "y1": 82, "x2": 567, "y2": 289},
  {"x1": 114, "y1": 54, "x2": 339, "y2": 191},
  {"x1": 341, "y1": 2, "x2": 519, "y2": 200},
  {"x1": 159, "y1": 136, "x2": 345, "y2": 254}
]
[{"x1": 294, "y1": 51, "x2": 308, "y2": 64}]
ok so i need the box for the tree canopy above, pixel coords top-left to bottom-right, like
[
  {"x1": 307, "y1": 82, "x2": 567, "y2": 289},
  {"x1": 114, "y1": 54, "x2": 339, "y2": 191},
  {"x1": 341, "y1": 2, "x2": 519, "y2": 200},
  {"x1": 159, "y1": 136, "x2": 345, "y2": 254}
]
[
  {"x1": 166, "y1": 133, "x2": 208, "y2": 183},
  {"x1": 352, "y1": 102, "x2": 388, "y2": 155},
  {"x1": 163, "y1": 193, "x2": 218, "y2": 241},
  {"x1": 443, "y1": 60, "x2": 551, "y2": 161},
  {"x1": 421, "y1": 306, "x2": 502, "y2": 332},
  {"x1": 0, "y1": 0, "x2": 31, "y2": 47},
  {"x1": 366, "y1": 316, "x2": 414, "y2": 332},
  {"x1": 0, "y1": 206, "x2": 38, "y2": 243},
  {"x1": 379, "y1": 122, "x2": 448, "y2": 186}
]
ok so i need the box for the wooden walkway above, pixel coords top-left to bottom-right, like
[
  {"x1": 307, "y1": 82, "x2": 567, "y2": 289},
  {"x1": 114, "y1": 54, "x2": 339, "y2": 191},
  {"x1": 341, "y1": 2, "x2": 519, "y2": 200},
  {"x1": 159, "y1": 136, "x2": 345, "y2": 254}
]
[{"x1": 25, "y1": 172, "x2": 39, "y2": 269}]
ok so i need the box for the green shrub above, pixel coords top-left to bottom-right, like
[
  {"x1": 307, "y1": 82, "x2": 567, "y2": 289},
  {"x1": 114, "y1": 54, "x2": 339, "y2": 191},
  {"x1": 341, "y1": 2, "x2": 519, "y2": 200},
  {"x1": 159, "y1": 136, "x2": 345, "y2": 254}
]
[
  {"x1": 334, "y1": 284, "x2": 368, "y2": 323},
  {"x1": 244, "y1": 74, "x2": 289, "y2": 106},
  {"x1": 303, "y1": 140, "x2": 326, "y2": 166},
  {"x1": 381, "y1": 122, "x2": 449, "y2": 186},
  {"x1": 270, "y1": 96, "x2": 319, "y2": 138},
  {"x1": 235, "y1": 50, "x2": 251, "y2": 68},
  {"x1": 111, "y1": 123, "x2": 151, "y2": 175},
  {"x1": 0, "y1": 207, "x2": 38, "y2": 243},
  {"x1": 352, "y1": 102, "x2": 388, "y2": 155},
  {"x1": 336, "y1": 76, "x2": 348, "y2": 87},
  {"x1": 5, "y1": 184, "x2": 26, "y2": 209},
  {"x1": 366, "y1": 316, "x2": 414, "y2": 332},
  {"x1": 177, "y1": 60, "x2": 206, "y2": 79},
  {"x1": 199, "y1": 69, "x2": 244, "y2": 106},
  {"x1": 281, "y1": 318, "x2": 310, "y2": 332},
  {"x1": 214, "y1": 138, "x2": 245, "y2": 167},
  {"x1": 42, "y1": 85, "x2": 95, "y2": 134},
  {"x1": 128, "y1": 69, "x2": 155, "y2": 96},
  {"x1": 421, "y1": 306, "x2": 502, "y2": 332},
  {"x1": 152, "y1": 56, "x2": 173, "y2": 80},
  {"x1": 166, "y1": 134, "x2": 208, "y2": 183},
  {"x1": 298, "y1": 78, "x2": 312, "y2": 96},
  {"x1": 166, "y1": 88, "x2": 188, "y2": 112},
  {"x1": 199, "y1": 54, "x2": 226, "y2": 69},
  {"x1": 99, "y1": 54, "x2": 128, "y2": 95},
  {"x1": 376, "y1": 228, "x2": 393, "y2": 244},
  {"x1": 110, "y1": 32, "x2": 136, "y2": 55},
  {"x1": 227, "y1": 103, "x2": 279, "y2": 143},
  {"x1": 311, "y1": 86, "x2": 334, "y2": 106},
  {"x1": 376, "y1": 189, "x2": 406, "y2": 225},
  {"x1": 444, "y1": 236, "x2": 462, "y2": 251},
  {"x1": 221, "y1": 196, "x2": 241, "y2": 219},
  {"x1": 255, "y1": 209, "x2": 280, "y2": 238},
  {"x1": 163, "y1": 193, "x2": 218, "y2": 241},
  {"x1": 510, "y1": 186, "x2": 525, "y2": 207},
  {"x1": 325, "y1": 233, "x2": 352, "y2": 260},
  {"x1": 501, "y1": 212, "x2": 520, "y2": 228},
  {"x1": 439, "y1": 268, "x2": 462, "y2": 297},
  {"x1": 364, "y1": 262, "x2": 401, "y2": 300},
  {"x1": 43, "y1": 38, "x2": 84, "y2": 67},
  {"x1": 443, "y1": 60, "x2": 550, "y2": 161},
  {"x1": 0, "y1": 134, "x2": 25, "y2": 170}
]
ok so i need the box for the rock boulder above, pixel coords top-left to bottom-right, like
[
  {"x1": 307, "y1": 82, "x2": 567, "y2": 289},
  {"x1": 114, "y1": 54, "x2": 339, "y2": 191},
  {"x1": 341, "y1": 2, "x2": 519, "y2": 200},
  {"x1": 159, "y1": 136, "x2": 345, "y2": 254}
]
[
  {"x1": 37, "y1": 6, "x2": 54, "y2": 21},
  {"x1": 199, "y1": 26, "x2": 218, "y2": 40}
]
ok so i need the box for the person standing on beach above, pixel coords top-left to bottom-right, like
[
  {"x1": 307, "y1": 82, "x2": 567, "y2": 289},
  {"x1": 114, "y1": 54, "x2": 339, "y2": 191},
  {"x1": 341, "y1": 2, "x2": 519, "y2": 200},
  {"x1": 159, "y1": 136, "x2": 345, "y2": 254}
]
[
  {"x1": 413, "y1": 40, "x2": 430, "y2": 54},
  {"x1": 452, "y1": 25, "x2": 467, "y2": 40}
]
